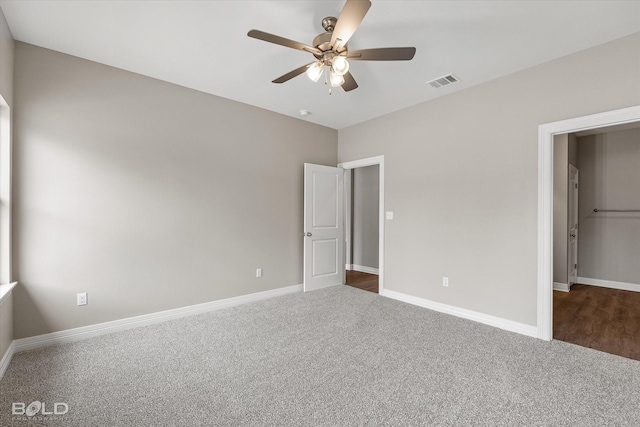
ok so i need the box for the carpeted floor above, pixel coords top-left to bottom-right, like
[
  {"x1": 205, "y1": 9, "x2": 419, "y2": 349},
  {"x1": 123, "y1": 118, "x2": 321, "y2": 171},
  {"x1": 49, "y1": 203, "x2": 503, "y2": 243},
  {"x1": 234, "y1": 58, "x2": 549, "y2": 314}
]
[{"x1": 1, "y1": 286, "x2": 639, "y2": 426}]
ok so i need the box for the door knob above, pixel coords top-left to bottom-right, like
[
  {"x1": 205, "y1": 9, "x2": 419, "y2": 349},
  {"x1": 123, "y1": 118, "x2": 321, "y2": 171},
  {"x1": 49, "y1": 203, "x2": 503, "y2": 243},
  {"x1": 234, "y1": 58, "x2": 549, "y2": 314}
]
[
  {"x1": 304, "y1": 232, "x2": 312, "y2": 237},
  {"x1": 571, "y1": 234, "x2": 576, "y2": 238}
]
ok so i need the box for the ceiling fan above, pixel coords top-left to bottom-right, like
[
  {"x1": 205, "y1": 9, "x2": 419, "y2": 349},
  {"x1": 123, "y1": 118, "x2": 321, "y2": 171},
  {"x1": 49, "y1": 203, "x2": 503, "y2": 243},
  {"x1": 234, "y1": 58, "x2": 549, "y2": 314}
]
[{"x1": 247, "y1": 0, "x2": 416, "y2": 93}]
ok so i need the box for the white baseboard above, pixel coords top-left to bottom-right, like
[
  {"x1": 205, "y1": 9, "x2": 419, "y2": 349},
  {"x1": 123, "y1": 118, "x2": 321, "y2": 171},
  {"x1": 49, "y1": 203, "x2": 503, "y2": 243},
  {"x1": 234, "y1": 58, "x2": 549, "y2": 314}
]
[
  {"x1": 577, "y1": 277, "x2": 640, "y2": 293},
  {"x1": 380, "y1": 289, "x2": 539, "y2": 339},
  {"x1": 13, "y1": 284, "x2": 303, "y2": 354},
  {"x1": 0, "y1": 341, "x2": 14, "y2": 379},
  {"x1": 553, "y1": 282, "x2": 570, "y2": 292},
  {"x1": 349, "y1": 265, "x2": 379, "y2": 275}
]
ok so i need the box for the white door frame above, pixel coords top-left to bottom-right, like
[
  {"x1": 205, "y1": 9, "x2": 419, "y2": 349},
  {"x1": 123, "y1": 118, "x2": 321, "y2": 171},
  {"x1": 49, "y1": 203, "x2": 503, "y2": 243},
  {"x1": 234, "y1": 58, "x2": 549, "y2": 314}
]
[
  {"x1": 537, "y1": 105, "x2": 640, "y2": 341},
  {"x1": 344, "y1": 169, "x2": 352, "y2": 270},
  {"x1": 567, "y1": 164, "x2": 579, "y2": 287},
  {"x1": 338, "y1": 155, "x2": 385, "y2": 293},
  {"x1": 0, "y1": 95, "x2": 12, "y2": 283}
]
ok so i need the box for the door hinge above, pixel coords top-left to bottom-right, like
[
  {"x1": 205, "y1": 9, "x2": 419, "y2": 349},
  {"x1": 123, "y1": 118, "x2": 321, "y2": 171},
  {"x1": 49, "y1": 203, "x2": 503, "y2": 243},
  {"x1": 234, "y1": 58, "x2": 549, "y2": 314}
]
[
  {"x1": 575, "y1": 263, "x2": 577, "y2": 269},
  {"x1": 575, "y1": 183, "x2": 578, "y2": 189}
]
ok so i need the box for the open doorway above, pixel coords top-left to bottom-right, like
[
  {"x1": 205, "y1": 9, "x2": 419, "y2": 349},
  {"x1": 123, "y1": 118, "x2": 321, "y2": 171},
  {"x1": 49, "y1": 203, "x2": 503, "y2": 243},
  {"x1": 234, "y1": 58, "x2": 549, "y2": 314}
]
[
  {"x1": 538, "y1": 105, "x2": 640, "y2": 350},
  {"x1": 338, "y1": 156, "x2": 385, "y2": 294},
  {"x1": 345, "y1": 164, "x2": 379, "y2": 293},
  {"x1": 552, "y1": 124, "x2": 640, "y2": 360}
]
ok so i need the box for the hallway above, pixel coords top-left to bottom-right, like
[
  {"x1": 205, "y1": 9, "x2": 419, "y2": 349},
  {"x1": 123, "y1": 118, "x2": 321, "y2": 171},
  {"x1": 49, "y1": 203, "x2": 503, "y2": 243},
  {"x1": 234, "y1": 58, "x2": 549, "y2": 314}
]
[{"x1": 345, "y1": 270, "x2": 378, "y2": 294}]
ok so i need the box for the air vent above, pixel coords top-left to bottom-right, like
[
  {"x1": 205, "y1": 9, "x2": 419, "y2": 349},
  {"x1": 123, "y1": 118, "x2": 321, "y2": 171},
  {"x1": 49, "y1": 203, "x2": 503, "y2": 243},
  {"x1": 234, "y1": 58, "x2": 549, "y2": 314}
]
[{"x1": 427, "y1": 74, "x2": 460, "y2": 89}]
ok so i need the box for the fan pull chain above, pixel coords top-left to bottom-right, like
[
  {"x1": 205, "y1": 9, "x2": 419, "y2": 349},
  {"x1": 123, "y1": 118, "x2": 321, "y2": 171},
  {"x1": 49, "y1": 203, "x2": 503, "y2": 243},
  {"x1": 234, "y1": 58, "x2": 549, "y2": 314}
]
[{"x1": 323, "y1": 67, "x2": 332, "y2": 95}]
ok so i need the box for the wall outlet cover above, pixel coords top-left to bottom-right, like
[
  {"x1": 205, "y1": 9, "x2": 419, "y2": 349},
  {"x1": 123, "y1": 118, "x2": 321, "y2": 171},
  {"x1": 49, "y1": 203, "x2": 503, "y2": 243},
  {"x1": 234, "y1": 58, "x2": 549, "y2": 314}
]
[{"x1": 77, "y1": 292, "x2": 88, "y2": 306}]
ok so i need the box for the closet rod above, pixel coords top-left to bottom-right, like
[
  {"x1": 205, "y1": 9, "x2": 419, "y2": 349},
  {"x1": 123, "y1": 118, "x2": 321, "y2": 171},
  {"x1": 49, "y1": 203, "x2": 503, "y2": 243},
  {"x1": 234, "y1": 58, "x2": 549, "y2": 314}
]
[{"x1": 593, "y1": 209, "x2": 640, "y2": 212}]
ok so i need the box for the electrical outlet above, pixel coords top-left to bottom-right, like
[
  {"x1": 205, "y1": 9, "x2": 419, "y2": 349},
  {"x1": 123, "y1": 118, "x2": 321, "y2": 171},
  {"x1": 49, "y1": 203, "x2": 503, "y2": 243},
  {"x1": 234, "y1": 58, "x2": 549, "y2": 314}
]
[
  {"x1": 77, "y1": 292, "x2": 88, "y2": 306},
  {"x1": 256, "y1": 268, "x2": 262, "y2": 278},
  {"x1": 442, "y1": 277, "x2": 449, "y2": 287}
]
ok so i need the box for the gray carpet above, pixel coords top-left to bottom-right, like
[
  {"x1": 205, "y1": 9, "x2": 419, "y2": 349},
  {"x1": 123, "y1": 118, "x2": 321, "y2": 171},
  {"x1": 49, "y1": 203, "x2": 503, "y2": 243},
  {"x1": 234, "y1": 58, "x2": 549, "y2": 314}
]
[{"x1": 1, "y1": 286, "x2": 639, "y2": 426}]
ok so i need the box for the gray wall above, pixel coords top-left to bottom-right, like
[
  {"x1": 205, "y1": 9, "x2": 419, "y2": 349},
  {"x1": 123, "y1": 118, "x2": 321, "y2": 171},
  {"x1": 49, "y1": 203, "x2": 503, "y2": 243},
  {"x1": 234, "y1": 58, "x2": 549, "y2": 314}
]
[
  {"x1": 553, "y1": 134, "x2": 569, "y2": 284},
  {"x1": 577, "y1": 127, "x2": 640, "y2": 284},
  {"x1": 13, "y1": 42, "x2": 337, "y2": 339},
  {"x1": 0, "y1": 5, "x2": 13, "y2": 363},
  {"x1": 351, "y1": 165, "x2": 379, "y2": 270},
  {"x1": 338, "y1": 32, "x2": 640, "y2": 326}
]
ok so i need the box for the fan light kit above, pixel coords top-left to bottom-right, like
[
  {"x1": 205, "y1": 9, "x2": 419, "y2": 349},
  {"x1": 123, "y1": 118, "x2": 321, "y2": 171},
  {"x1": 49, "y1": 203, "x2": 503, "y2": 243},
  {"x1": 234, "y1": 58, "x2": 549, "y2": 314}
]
[
  {"x1": 248, "y1": 0, "x2": 416, "y2": 94},
  {"x1": 304, "y1": 50, "x2": 351, "y2": 88}
]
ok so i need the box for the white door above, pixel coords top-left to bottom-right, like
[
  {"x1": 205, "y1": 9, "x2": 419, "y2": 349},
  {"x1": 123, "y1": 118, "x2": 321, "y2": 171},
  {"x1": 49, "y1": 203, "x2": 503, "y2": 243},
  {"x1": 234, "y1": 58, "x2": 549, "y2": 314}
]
[
  {"x1": 303, "y1": 163, "x2": 345, "y2": 292},
  {"x1": 568, "y1": 165, "x2": 579, "y2": 286}
]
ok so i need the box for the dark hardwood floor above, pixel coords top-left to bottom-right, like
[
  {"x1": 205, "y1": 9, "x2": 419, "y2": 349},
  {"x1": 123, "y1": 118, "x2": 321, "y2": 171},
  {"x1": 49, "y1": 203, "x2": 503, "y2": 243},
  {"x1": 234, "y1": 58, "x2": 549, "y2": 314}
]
[
  {"x1": 345, "y1": 270, "x2": 378, "y2": 294},
  {"x1": 554, "y1": 284, "x2": 640, "y2": 360}
]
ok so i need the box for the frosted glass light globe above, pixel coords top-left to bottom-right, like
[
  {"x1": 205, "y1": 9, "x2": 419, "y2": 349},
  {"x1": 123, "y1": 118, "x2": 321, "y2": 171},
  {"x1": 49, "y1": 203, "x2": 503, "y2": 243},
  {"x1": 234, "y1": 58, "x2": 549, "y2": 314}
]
[{"x1": 332, "y1": 56, "x2": 349, "y2": 76}]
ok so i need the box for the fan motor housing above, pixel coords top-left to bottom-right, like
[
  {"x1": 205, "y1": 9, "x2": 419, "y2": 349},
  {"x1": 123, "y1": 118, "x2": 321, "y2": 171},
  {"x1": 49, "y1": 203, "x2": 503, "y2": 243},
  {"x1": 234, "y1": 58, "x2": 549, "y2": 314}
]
[
  {"x1": 312, "y1": 32, "x2": 333, "y2": 55},
  {"x1": 312, "y1": 34, "x2": 347, "y2": 59},
  {"x1": 311, "y1": 16, "x2": 348, "y2": 58}
]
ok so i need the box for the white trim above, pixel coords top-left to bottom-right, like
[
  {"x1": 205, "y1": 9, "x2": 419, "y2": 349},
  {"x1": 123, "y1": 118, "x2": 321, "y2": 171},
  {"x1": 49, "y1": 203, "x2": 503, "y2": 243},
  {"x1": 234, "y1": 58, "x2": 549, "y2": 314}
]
[
  {"x1": 344, "y1": 169, "x2": 352, "y2": 269},
  {"x1": 381, "y1": 289, "x2": 538, "y2": 338},
  {"x1": 0, "y1": 341, "x2": 14, "y2": 379},
  {"x1": 553, "y1": 282, "x2": 570, "y2": 292},
  {"x1": 0, "y1": 96, "x2": 12, "y2": 283},
  {"x1": 538, "y1": 105, "x2": 640, "y2": 341},
  {"x1": 0, "y1": 282, "x2": 17, "y2": 379},
  {"x1": 0, "y1": 281, "x2": 16, "y2": 305},
  {"x1": 577, "y1": 277, "x2": 640, "y2": 293},
  {"x1": 351, "y1": 264, "x2": 379, "y2": 275},
  {"x1": 13, "y1": 284, "x2": 302, "y2": 354},
  {"x1": 338, "y1": 155, "x2": 385, "y2": 294},
  {"x1": 567, "y1": 164, "x2": 579, "y2": 286}
]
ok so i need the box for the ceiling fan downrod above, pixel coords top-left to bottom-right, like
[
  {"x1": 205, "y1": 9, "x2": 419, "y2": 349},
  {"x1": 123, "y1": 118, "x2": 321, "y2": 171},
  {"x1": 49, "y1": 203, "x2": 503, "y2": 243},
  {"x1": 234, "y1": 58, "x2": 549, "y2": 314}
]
[{"x1": 321, "y1": 16, "x2": 338, "y2": 33}]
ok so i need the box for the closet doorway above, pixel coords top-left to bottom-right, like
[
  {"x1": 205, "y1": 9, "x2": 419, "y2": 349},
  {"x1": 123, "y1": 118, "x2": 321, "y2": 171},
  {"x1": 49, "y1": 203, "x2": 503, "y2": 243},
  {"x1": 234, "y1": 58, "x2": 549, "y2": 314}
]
[
  {"x1": 538, "y1": 105, "x2": 640, "y2": 343},
  {"x1": 550, "y1": 122, "x2": 640, "y2": 360}
]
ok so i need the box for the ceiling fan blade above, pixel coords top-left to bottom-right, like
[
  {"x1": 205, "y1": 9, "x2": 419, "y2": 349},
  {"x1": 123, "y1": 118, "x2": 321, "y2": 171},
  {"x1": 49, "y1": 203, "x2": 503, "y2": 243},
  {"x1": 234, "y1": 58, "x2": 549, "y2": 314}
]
[
  {"x1": 342, "y1": 72, "x2": 358, "y2": 92},
  {"x1": 347, "y1": 47, "x2": 416, "y2": 61},
  {"x1": 248, "y1": 30, "x2": 322, "y2": 56},
  {"x1": 272, "y1": 62, "x2": 315, "y2": 84},
  {"x1": 330, "y1": 0, "x2": 372, "y2": 52}
]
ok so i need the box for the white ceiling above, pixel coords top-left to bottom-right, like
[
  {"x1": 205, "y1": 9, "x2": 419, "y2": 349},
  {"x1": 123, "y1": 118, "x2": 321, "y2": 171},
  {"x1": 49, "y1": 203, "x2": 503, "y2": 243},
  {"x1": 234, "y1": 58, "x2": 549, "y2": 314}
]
[{"x1": 1, "y1": 1, "x2": 639, "y2": 129}]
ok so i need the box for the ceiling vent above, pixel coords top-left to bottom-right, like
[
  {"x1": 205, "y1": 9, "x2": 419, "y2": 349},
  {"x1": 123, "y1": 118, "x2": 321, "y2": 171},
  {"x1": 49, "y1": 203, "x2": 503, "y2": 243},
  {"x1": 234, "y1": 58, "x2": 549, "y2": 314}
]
[{"x1": 427, "y1": 74, "x2": 460, "y2": 89}]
